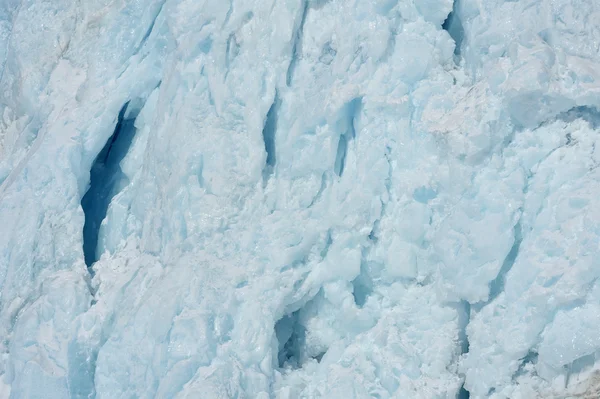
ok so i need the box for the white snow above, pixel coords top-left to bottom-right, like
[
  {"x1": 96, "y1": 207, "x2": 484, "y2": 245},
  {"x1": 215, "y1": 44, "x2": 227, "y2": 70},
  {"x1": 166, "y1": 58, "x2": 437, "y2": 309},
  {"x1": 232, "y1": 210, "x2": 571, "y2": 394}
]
[{"x1": 1, "y1": 0, "x2": 600, "y2": 397}]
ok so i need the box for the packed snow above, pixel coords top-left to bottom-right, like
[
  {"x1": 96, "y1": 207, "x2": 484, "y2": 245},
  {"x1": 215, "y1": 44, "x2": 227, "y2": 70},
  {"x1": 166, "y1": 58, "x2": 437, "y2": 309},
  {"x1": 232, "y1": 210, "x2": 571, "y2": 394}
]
[{"x1": 1, "y1": 0, "x2": 600, "y2": 397}]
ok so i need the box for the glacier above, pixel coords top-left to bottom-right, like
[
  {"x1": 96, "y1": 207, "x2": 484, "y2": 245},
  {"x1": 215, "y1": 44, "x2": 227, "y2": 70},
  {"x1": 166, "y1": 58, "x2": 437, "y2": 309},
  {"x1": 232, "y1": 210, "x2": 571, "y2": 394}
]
[{"x1": 1, "y1": 0, "x2": 600, "y2": 397}]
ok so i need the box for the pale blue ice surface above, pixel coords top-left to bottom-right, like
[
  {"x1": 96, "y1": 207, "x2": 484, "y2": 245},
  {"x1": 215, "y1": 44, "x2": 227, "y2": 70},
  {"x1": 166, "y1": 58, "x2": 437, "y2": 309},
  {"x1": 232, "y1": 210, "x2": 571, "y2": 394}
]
[{"x1": 1, "y1": 0, "x2": 600, "y2": 397}]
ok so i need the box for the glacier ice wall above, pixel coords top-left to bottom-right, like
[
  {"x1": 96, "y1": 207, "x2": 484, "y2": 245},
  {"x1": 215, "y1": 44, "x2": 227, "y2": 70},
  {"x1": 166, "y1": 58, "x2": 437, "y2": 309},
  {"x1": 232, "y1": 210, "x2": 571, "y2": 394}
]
[{"x1": 1, "y1": 0, "x2": 600, "y2": 397}]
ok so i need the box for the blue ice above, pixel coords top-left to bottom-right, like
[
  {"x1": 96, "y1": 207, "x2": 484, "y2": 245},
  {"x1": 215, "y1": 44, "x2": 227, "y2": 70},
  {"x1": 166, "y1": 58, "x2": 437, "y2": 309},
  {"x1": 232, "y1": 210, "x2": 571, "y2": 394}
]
[{"x1": 1, "y1": 0, "x2": 600, "y2": 398}]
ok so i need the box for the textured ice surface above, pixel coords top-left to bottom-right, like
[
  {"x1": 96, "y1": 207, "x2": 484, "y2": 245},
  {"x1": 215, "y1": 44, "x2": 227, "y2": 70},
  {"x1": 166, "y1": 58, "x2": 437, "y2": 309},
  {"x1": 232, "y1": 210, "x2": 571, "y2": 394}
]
[{"x1": 1, "y1": 0, "x2": 600, "y2": 397}]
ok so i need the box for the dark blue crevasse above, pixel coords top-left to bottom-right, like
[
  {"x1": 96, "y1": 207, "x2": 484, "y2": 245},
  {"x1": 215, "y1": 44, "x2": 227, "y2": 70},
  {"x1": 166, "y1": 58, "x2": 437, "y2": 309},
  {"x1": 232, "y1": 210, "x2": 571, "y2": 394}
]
[
  {"x1": 262, "y1": 92, "x2": 281, "y2": 181},
  {"x1": 81, "y1": 102, "x2": 138, "y2": 268},
  {"x1": 457, "y1": 300, "x2": 471, "y2": 399},
  {"x1": 274, "y1": 300, "x2": 327, "y2": 370},
  {"x1": 556, "y1": 106, "x2": 600, "y2": 129},
  {"x1": 442, "y1": 0, "x2": 465, "y2": 59},
  {"x1": 275, "y1": 310, "x2": 307, "y2": 369},
  {"x1": 352, "y1": 257, "x2": 373, "y2": 308}
]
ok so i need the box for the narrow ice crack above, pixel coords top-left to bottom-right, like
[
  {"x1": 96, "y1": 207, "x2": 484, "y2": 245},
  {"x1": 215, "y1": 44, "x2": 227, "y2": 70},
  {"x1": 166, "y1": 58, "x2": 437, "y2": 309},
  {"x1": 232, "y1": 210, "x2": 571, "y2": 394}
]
[
  {"x1": 222, "y1": 0, "x2": 233, "y2": 28},
  {"x1": 286, "y1": 0, "x2": 308, "y2": 87},
  {"x1": 333, "y1": 135, "x2": 348, "y2": 177},
  {"x1": 333, "y1": 97, "x2": 362, "y2": 177},
  {"x1": 132, "y1": 0, "x2": 166, "y2": 56},
  {"x1": 488, "y1": 218, "x2": 523, "y2": 302},
  {"x1": 307, "y1": 173, "x2": 328, "y2": 208},
  {"x1": 457, "y1": 300, "x2": 471, "y2": 398}
]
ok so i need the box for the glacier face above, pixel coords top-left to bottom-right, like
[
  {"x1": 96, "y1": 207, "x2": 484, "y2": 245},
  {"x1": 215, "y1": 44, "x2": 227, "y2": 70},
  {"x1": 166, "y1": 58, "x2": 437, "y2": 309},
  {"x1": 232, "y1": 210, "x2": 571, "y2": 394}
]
[{"x1": 1, "y1": 0, "x2": 600, "y2": 397}]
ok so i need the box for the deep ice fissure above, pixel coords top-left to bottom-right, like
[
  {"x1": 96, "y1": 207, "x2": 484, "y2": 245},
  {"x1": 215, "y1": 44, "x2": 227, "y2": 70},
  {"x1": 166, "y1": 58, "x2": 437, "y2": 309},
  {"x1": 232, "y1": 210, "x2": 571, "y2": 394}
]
[{"x1": 81, "y1": 102, "x2": 138, "y2": 268}]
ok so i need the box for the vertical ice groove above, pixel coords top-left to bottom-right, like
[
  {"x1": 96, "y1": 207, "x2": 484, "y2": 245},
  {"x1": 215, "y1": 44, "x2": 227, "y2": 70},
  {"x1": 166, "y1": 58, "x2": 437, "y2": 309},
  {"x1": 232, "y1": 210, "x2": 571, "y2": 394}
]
[
  {"x1": 333, "y1": 134, "x2": 348, "y2": 177},
  {"x1": 81, "y1": 102, "x2": 139, "y2": 269},
  {"x1": 352, "y1": 258, "x2": 373, "y2": 308},
  {"x1": 488, "y1": 217, "x2": 523, "y2": 302},
  {"x1": 261, "y1": 91, "x2": 280, "y2": 180},
  {"x1": 334, "y1": 97, "x2": 362, "y2": 177},
  {"x1": 132, "y1": 0, "x2": 166, "y2": 55},
  {"x1": 458, "y1": 301, "x2": 470, "y2": 357},
  {"x1": 458, "y1": 300, "x2": 471, "y2": 399},
  {"x1": 225, "y1": 34, "x2": 234, "y2": 70},
  {"x1": 307, "y1": 173, "x2": 328, "y2": 208},
  {"x1": 222, "y1": 0, "x2": 233, "y2": 28},
  {"x1": 285, "y1": 0, "x2": 308, "y2": 87},
  {"x1": 345, "y1": 97, "x2": 362, "y2": 140}
]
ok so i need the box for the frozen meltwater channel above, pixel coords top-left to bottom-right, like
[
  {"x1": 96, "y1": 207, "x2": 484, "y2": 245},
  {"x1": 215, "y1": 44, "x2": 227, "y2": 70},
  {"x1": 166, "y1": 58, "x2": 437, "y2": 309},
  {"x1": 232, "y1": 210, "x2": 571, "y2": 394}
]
[{"x1": 1, "y1": 0, "x2": 600, "y2": 398}]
